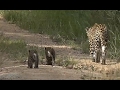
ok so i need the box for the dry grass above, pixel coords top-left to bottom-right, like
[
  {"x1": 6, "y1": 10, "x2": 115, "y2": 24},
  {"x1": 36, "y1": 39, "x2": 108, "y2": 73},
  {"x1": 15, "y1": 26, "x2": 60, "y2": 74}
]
[{"x1": 73, "y1": 59, "x2": 120, "y2": 79}]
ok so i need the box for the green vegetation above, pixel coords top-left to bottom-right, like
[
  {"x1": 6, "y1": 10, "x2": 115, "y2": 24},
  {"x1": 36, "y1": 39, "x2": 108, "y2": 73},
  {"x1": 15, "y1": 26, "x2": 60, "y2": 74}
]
[
  {"x1": 1, "y1": 10, "x2": 120, "y2": 62},
  {"x1": 0, "y1": 33, "x2": 46, "y2": 64},
  {"x1": 0, "y1": 33, "x2": 27, "y2": 62}
]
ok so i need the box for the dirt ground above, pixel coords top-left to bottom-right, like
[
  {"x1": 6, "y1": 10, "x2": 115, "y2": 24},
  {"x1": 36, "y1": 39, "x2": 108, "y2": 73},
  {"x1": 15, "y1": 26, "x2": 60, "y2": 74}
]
[{"x1": 0, "y1": 15, "x2": 119, "y2": 80}]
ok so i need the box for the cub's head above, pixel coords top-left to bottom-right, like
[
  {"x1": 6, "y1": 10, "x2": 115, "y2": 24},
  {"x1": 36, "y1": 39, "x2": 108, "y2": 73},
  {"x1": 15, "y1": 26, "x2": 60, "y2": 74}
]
[
  {"x1": 45, "y1": 47, "x2": 52, "y2": 57},
  {"x1": 29, "y1": 50, "x2": 38, "y2": 60}
]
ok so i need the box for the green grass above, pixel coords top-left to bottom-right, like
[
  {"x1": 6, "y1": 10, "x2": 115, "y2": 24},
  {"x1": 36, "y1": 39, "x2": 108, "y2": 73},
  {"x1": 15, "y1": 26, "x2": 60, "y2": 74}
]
[
  {"x1": 0, "y1": 33, "x2": 45, "y2": 63},
  {"x1": 0, "y1": 33, "x2": 27, "y2": 62},
  {"x1": 1, "y1": 10, "x2": 120, "y2": 62}
]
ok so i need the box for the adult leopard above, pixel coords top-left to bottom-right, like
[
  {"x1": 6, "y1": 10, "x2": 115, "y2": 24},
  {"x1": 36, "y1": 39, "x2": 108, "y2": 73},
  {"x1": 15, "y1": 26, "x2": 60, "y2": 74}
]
[{"x1": 85, "y1": 23, "x2": 108, "y2": 65}]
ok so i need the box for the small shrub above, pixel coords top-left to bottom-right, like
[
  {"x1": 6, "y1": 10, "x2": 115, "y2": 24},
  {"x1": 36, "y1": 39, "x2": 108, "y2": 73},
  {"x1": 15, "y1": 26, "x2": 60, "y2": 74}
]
[{"x1": 56, "y1": 56, "x2": 77, "y2": 68}]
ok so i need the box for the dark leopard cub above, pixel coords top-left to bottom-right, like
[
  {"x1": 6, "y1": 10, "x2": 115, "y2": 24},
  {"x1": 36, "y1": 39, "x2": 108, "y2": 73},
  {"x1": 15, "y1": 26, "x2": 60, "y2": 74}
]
[
  {"x1": 28, "y1": 49, "x2": 39, "y2": 68},
  {"x1": 45, "y1": 47, "x2": 55, "y2": 66}
]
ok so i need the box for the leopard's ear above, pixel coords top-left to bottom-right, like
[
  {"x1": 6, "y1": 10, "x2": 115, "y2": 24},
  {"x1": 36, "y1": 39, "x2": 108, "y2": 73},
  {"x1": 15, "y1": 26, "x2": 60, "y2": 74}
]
[
  {"x1": 94, "y1": 23, "x2": 98, "y2": 25},
  {"x1": 85, "y1": 27, "x2": 89, "y2": 32},
  {"x1": 103, "y1": 24, "x2": 107, "y2": 28}
]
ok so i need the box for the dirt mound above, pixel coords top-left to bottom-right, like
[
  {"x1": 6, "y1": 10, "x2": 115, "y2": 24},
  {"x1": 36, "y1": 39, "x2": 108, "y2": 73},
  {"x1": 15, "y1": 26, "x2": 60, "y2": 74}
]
[{"x1": 73, "y1": 59, "x2": 120, "y2": 78}]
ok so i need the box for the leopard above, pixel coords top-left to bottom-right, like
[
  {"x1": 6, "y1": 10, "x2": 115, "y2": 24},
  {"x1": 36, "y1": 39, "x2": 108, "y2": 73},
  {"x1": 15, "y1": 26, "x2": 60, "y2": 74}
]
[
  {"x1": 85, "y1": 23, "x2": 108, "y2": 65},
  {"x1": 28, "y1": 49, "x2": 39, "y2": 68},
  {"x1": 45, "y1": 47, "x2": 55, "y2": 66}
]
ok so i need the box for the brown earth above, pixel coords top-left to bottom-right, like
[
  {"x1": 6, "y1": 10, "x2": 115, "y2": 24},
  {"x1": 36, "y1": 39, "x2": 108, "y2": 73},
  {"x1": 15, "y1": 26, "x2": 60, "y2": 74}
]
[{"x1": 0, "y1": 15, "x2": 119, "y2": 80}]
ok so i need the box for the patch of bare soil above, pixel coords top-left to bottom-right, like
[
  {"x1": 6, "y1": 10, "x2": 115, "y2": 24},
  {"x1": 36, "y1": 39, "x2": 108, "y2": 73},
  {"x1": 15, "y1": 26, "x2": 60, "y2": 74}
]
[
  {"x1": 0, "y1": 65, "x2": 104, "y2": 80},
  {"x1": 0, "y1": 15, "x2": 119, "y2": 80}
]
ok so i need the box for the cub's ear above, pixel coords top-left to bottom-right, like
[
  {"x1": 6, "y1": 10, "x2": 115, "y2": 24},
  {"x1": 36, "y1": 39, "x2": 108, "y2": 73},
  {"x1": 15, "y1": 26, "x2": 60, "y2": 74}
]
[
  {"x1": 45, "y1": 47, "x2": 46, "y2": 50},
  {"x1": 29, "y1": 50, "x2": 31, "y2": 53}
]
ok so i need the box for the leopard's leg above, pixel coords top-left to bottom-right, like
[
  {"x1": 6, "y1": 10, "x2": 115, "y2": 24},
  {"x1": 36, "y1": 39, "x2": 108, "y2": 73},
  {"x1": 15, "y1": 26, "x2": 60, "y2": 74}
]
[
  {"x1": 94, "y1": 39, "x2": 101, "y2": 63},
  {"x1": 101, "y1": 45, "x2": 106, "y2": 65},
  {"x1": 95, "y1": 49, "x2": 100, "y2": 63},
  {"x1": 89, "y1": 41, "x2": 95, "y2": 62}
]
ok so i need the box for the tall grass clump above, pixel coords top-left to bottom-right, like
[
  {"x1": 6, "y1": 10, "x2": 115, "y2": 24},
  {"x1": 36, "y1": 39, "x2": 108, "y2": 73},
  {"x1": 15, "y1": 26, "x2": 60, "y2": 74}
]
[
  {"x1": 2, "y1": 10, "x2": 93, "y2": 41},
  {"x1": 0, "y1": 33, "x2": 27, "y2": 61},
  {"x1": 106, "y1": 11, "x2": 120, "y2": 62},
  {"x1": 2, "y1": 10, "x2": 120, "y2": 61},
  {"x1": 0, "y1": 34, "x2": 45, "y2": 62}
]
